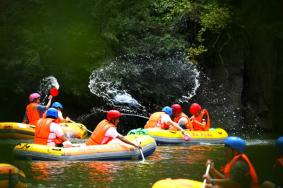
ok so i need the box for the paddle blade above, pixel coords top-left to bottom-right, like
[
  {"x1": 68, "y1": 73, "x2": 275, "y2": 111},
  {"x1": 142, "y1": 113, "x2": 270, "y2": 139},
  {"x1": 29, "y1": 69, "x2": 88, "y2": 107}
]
[
  {"x1": 184, "y1": 134, "x2": 191, "y2": 141},
  {"x1": 50, "y1": 87, "x2": 59, "y2": 97}
]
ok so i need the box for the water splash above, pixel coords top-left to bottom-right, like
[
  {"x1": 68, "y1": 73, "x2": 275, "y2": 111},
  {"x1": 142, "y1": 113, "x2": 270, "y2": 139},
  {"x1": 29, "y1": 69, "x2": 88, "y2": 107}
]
[
  {"x1": 39, "y1": 76, "x2": 60, "y2": 104},
  {"x1": 88, "y1": 53, "x2": 200, "y2": 116}
]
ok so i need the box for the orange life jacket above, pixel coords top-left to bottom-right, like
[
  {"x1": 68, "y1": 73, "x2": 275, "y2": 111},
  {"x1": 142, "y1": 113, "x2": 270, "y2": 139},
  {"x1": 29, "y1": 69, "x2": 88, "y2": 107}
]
[
  {"x1": 144, "y1": 112, "x2": 169, "y2": 129},
  {"x1": 26, "y1": 103, "x2": 41, "y2": 125},
  {"x1": 276, "y1": 157, "x2": 283, "y2": 167},
  {"x1": 191, "y1": 109, "x2": 210, "y2": 131},
  {"x1": 86, "y1": 119, "x2": 116, "y2": 145},
  {"x1": 34, "y1": 118, "x2": 62, "y2": 145},
  {"x1": 173, "y1": 112, "x2": 193, "y2": 130},
  {"x1": 224, "y1": 154, "x2": 259, "y2": 188}
]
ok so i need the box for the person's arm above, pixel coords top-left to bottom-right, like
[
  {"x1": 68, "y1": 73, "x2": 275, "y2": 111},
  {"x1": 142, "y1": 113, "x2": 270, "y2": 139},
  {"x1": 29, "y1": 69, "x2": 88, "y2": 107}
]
[
  {"x1": 57, "y1": 111, "x2": 68, "y2": 123},
  {"x1": 204, "y1": 177, "x2": 238, "y2": 188},
  {"x1": 203, "y1": 173, "x2": 236, "y2": 187},
  {"x1": 52, "y1": 123, "x2": 72, "y2": 147},
  {"x1": 178, "y1": 117, "x2": 188, "y2": 128},
  {"x1": 168, "y1": 119, "x2": 188, "y2": 134},
  {"x1": 206, "y1": 160, "x2": 225, "y2": 179},
  {"x1": 45, "y1": 95, "x2": 53, "y2": 108},
  {"x1": 192, "y1": 118, "x2": 206, "y2": 129},
  {"x1": 60, "y1": 135, "x2": 72, "y2": 148},
  {"x1": 117, "y1": 135, "x2": 141, "y2": 149}
]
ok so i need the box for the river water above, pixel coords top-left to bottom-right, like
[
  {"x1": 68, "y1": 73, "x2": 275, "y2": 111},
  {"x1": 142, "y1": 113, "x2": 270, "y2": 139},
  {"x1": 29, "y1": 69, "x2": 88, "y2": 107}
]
[{"x1": 0, "y1": 138, "x2": 276, "y2": 188}]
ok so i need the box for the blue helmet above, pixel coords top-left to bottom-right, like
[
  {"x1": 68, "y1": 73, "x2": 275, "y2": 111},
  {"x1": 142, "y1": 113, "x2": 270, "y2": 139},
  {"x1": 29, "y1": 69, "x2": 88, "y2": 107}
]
[
  {"x1": 276, "y1": 136, "x2": 283, "y2": 155},
  {"x1": 46, "y1": 108, "x2": 58, "y2": 119},
  {"x1": 52, "y1": 102, "x2": 63, "y2": 109},
  {"x1": 224, "y1": 136, "x2": 246, "y2": 153},
  {"x1": 162, "y1": 106, "x2": 172, "y2": 116}
]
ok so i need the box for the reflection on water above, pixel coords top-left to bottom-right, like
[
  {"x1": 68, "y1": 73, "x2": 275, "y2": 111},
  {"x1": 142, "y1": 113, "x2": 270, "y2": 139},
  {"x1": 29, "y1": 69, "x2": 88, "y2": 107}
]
[{"x1": 0, "y1": 140, "x2": 277, "y2": 187}]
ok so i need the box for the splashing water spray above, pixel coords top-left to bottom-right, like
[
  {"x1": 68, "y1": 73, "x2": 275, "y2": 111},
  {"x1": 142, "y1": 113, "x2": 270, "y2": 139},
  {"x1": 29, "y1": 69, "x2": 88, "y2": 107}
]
[
  {"x1": 78, "y1": 53, "x2": 200, "y2": 123},
  {"x1": 39, "y1": 76, "x2": 60, "y2": 104}
]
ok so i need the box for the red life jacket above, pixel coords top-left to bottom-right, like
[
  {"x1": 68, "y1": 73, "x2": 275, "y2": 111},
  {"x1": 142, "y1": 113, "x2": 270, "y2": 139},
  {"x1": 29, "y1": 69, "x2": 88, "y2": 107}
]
[
  {"x1": 26, "y1": 103, "x2": 41, "y2": 125},
  {"x1": 224, "y1": 154, "x2": 259, "y2": 188},
  {"x1": 86, "y1": 119, "x2": 116, "y2": 145},
  {"x1": 191, "y1": 109, "x2": 210, "y2": 131},
  {"x1": 144, "y1": 112, "x2": 169, "y2": 129},
  {"x1": 173, "y1": 112, "x2": 193, "y2": 130}
]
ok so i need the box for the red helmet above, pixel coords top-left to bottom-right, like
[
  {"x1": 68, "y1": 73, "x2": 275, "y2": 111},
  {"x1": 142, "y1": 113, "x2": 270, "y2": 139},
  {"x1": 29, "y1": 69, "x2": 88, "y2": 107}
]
[
  {"x1": 171, "y1": 104, "x2": 182, "y2": 114},
  {"x1": 189, "y1": 103, "x2": 201, "y2": 115},
  {"x1": 107, "y1": 110, "x2": 122, "y2": 121}
]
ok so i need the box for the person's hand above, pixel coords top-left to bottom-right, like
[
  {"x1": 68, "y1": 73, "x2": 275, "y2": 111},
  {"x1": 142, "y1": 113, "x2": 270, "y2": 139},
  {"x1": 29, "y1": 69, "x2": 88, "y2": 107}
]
[
  {"x1": 65, "y1": 117, "x2": 71, "y2": 122},
  {"x1": 48, "y1": 95, "x2": 53, "y2": 100},
  {"x1": 136, "y1": 145, "x2": 142, "y2": 149},
  {"x1": 206, "y1": 159, "x2": 215, "y2": 169},
  {"x1": 63, "y1": 140, "x2": 72, "y2": 148},
  {"x1": 203, "y1": 174, "x2": 211, "y2": 183}
]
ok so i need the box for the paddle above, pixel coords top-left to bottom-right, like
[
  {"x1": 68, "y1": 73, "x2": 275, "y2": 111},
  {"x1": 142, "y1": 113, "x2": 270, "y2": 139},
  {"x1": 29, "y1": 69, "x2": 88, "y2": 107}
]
[
  {"x1": 41, "y1": 87, "x2": 59, "y2": 105},
  {"x1": 68, "y1": 119, "x2": 93, "y2": 134},
  {"x1": 174, "y1": 123, "x2": 191, "y2": 141},
  {"x1": 202, "y1": 163, "x2": 211, "y2": 188},
  {"x1": 50, "y1": 87, "x2": 59, "y2": 97},
  {"x1": 135, "y1": 137, "x2": 145, "y2": 162}
]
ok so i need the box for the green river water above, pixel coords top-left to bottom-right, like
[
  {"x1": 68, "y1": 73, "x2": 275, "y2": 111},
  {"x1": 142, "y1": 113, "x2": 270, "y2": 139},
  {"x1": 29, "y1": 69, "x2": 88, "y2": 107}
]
[{"x1": 0, "y1": 139, "x2": 277, "y2": 187}]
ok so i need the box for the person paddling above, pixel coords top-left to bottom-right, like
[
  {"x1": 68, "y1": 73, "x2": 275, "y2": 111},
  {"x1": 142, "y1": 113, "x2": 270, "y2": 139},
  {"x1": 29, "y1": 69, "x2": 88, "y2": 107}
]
[
  {"x1": 34, "y1": 108, "x2": 72, "y2": 148},
  {"x1": 261, "y1": 136, "x2": 283, "y2": 188},
  {"x1": 86, "y1": 110, "x2": 141, "y2": 149},
  {"x1": 189, "y1": 103, "x2": 210, "y2": 131},
  {"x1": 51, "y1": 102, "x2": 71, "y2": 123},
  {"x1": 23, "y1": 92, "x2": 53, "y2": 125},
  {"x1": 203, "y1": 136, "x2": 258, "y2": 188},
  {"x1": 171, "y1": 104, "x2": 193, "y2": 130},
  {"x1": 144, "y1": 106, "x2": 190, "y2": 139}
]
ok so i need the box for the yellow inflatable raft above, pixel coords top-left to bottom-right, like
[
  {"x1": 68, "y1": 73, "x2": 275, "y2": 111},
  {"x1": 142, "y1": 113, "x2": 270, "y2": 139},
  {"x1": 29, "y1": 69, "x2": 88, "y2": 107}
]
[
  {"x1": 13, "y1": 135, "x2": 156, "y2": 161},
  {"x1": 152, "y1": 178, "x2": 203, "y2": 188},
  {"x1": 0, "y1": 122, "x2": 88, "y2": 139},
  {"x1": 128, "y1": 128, "x2": 228, "y2": 144},
  {"x1": 0, "y1": 163, "x2": 27, "y2": 188}
]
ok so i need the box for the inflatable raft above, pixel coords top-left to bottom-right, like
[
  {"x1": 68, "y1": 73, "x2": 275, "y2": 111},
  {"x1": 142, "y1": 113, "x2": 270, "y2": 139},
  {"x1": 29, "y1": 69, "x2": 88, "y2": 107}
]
[
  {"x1": 13, "y1": 135, "x2": 156, "y2": 161},
  {"x1": 128, "y1": 128, "x2": 228, "y2": 144},
  {"x1": 0, "y1": 122, "x2": 88, "y2": 139},
  {"x1": 0, "y1": 163, "x2": 27, "y2": 188},
  {"x1": 152, "y1": 178, "x2": 203, "y2": 188}
]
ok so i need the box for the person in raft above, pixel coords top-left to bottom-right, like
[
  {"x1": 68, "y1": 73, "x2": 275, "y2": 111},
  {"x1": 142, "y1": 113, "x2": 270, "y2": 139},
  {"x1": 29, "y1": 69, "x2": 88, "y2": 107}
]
[
  {"x1": 144, "y1": 106, "x2": 190, "y2": 138},
  {"x1": 23, "y1": 92, "x2": 53, "y2": 125},
  {"x1": 34, "y1": 108, "x2": 72, "y2": 148},
  {"x1": 189, "y1": 103, "x2": 210, "y2": 131},
  {"x1": 203, "y1": 136, "x2": 258, "y2": 188},
  {"x1": 86, "y1": 110, "x2": 141, "y2": 148},
  {"x1": 171, "y1": 104, "x2": 193, "y2": 130},
  {"x1": 261, "y1": 136, "x2": 283, "y2": 188},
  {"x1": 50, "y1": 102, "x2": 71, "y2": 123}
]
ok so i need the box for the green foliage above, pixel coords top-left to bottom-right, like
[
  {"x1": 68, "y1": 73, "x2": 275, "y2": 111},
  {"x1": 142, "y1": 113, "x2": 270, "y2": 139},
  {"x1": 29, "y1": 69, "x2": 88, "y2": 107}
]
[
  {"x1": 103, "y1": 0, "x2": 231, "y2": 59},
  {"x1": 0, "y1": 0, "x2": 232, "y2": 120},
  {"x1": 200, "y1": 2, "x2": 231, "y2": 32}
]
